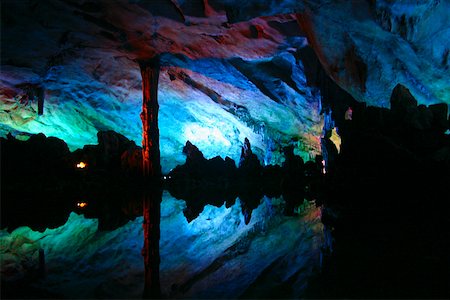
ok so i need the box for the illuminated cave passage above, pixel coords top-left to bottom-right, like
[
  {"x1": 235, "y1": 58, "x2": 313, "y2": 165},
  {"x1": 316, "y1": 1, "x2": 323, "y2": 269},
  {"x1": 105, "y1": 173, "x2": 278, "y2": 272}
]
[{"x1": 1, "y1": 0, "x2": 449, "y2": 299}]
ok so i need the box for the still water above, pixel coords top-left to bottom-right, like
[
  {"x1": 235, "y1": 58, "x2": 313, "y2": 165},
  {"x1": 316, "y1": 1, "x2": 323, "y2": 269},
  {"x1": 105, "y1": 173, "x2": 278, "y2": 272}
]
[{"x1": 1, "y1": 191, "x2": 323, "y2": 298}]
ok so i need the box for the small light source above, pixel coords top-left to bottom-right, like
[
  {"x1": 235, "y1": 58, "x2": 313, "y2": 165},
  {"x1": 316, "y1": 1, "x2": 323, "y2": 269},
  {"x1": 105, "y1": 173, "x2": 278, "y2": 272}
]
[
  {"x1": 321, "y1": 159, "x2": 326, "y2": 174},
  {"x1": 77, "y1": 202, "x2": 88, "y2": 208},
  {"x1": 76, "y1": 162, "x2": 87, "y2": 169}
]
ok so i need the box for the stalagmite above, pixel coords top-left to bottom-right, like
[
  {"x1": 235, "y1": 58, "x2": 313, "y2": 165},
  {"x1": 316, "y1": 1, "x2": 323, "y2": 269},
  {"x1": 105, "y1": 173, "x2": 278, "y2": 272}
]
[{"x1": 139, "y1": 57, "x2": 162, "y2": 299}]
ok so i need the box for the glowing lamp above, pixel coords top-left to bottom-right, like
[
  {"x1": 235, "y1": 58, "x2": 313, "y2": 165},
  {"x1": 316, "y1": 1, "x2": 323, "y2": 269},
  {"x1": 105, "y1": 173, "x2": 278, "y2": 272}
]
[
  {"x1": 321, "y1": 160, "x2": 326, "y2": 174},
  {"x1": 76, "y1": 162, "x2": 87, "y2": 169},
  {"x1": 77, "y1": 202, "x2": 88, "y2": 208}
]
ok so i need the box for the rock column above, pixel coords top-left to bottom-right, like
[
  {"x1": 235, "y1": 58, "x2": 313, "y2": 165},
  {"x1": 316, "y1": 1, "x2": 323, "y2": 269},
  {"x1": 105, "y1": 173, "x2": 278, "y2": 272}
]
[
  {"x1": 140, "y1": 58, "x2": 161, "y2": 178},
  {"x1": 139, "y1": 57, "x2": 161, "y2": 298}
]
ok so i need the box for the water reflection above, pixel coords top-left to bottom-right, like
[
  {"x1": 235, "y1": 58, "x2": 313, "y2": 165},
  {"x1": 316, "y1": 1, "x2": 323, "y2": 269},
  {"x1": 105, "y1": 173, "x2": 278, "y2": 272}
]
[
  {"x1": 142, "y1": 186, "x2": 162, "y2": 299},
  {"x1": 1, "y1": 130, "x2": 326, "y2": 298},
  {"x1": 167, "y1": 179, "x2": 309, "y2": 225},
  {"x1": 1, "y1": 180, "x2": 309, "y2": 233},
  {"x1": 1, "y1": 186, "x2": 323, "y2": 299}
]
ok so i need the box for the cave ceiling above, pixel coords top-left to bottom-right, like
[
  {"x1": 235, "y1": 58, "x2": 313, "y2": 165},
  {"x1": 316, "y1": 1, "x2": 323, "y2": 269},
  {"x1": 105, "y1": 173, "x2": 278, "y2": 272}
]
[{"x1": 1, "y1": 0, "x2": 449, "y2": 173}]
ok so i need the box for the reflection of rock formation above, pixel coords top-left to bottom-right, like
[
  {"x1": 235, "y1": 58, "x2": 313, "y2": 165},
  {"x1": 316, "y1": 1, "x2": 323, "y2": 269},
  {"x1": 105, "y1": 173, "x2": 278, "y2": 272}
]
[
  {"x1": 1, "y1": 131, "x2": 324, "y2": 230},
  {"x1": 239, "y1": 187, "x2": 264, "y2": 225},
  {"x1": 281, "y1": 145, "x2": 306, "y2": 216},
  {"x1": 167, "y1": 138, "x2": 323, "y2": 223},
  {"x1": 181, "y1": 189, "x2": 237, "y2": 223},
  {"x1": 1, "y1": 130, "x2": 144, "y2": 232},
  {"x1": 1, "y1": 193, "x2": 324, "y2": 299}
]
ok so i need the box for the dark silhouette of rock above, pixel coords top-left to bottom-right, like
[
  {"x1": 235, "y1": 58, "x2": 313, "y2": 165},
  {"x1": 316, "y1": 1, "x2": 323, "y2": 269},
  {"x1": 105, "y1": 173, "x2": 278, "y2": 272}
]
[
  {"x1": 1, "y1": 133, "x2": 71, "y2": 180},
  {"x1": 167, "y1": 139, "x2": 319, "y2": 223},
  {"x1": 168, "y1": 141, "x2": 239, "y2": 222},
  {"x1": 180, "y1": 188, "x2": 237, "y2": 223},
  {"x1": 72, "y1": 130, "x2": 141, "y2": 173},
  {"x1": 183, "y1": 140, "x2": 205, "y2": 165},
  {"x1": 73, "y1": 145, "x2": 97, "y2": 169},
  {"x1": 282, "y1": 145, "x2": 305, "y2": 179},
  {"x1": 121, "y1": 145, "x2": 143, "y2": 176},
  {"x1": 239, "y1": 189, "x2": 264, "y2": 224},
  {"x1": 306, "y1": 84, "x2": 450, "y2": 299},
  {"x1": 169, "y1": 140, "x2": 237, "y2": 183},
  {"x1": 238, "y1": 137, "x2": 263, "y2": 178},
  {"x1": 97, "y1": 130, "x2": 137, "y2": 170},
  {"x1": 1, "y1": 130, "x2": 146, "y2": 232},
  {"x1": 280, "y1": 146, "x2": 306, "y2": 216},
  {"x1": 388, "y1": 85, "x2": 449, "y2": 132},
  {"x1": 1, "y1": 133, "x2": 74, "y2": 231},
  {"x1": 390, "y1": 84, "x2": 417, "y2": 114},
  {"x1": 261, "y1": 164, "x2": 283, "y2": 198},
  {"x1": 429, "y1": 103, "x2": 448, "y2": 132}
]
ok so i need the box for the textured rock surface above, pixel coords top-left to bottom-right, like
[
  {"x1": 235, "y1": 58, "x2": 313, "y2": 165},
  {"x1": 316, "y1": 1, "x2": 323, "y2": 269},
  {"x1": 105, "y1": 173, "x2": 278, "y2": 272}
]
[
  {"x1": 212, "y1": 0, "x2": 450, "y2": 107},
  {"x1": 1, "y1": 0, "x2": 448, "y2": 173}
]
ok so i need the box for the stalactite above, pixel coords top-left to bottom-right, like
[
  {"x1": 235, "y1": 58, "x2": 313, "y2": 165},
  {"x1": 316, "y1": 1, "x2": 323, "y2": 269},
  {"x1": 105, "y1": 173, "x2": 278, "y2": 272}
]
[{"x1": 139, "y1": 56, "x2": 162, "y2": 299}]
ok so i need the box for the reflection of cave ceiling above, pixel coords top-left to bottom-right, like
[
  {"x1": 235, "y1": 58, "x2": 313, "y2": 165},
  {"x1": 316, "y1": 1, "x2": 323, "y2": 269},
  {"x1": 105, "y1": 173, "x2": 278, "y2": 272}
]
[{"x1": 1, "y1": 0, "x2": 449, "y2": 173}]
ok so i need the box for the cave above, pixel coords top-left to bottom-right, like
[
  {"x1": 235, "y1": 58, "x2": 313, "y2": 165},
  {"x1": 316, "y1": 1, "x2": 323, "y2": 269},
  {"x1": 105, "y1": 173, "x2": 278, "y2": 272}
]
[{"x1": 1, "y1": 0, "x2": 449, "y2": 299}]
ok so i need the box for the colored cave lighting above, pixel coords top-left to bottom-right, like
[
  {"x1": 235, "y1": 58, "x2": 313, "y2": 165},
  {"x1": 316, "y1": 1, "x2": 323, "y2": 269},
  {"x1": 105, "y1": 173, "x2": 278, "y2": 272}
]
[
  {"x1": 345, "y1": 107, "x2": 353, "y2": 120},
  {"x1": 184, "y1": 123, "x2": 231, "y2": 147},
  {"x1": 330, "y1": 128, "x2": 341, "y2": 153},
  {"x1": 76, "y1": 162, "x2": 87, "y2": 169},
  {"x1": 77, "y1": 202, "x2": 88, "y2": 208}
]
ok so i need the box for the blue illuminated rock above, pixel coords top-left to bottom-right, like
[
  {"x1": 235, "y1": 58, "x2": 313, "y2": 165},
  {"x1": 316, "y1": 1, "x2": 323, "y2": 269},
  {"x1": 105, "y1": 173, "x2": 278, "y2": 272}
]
[{"x1": 1, "y1": 0, "x2": 448, "y2": 174}]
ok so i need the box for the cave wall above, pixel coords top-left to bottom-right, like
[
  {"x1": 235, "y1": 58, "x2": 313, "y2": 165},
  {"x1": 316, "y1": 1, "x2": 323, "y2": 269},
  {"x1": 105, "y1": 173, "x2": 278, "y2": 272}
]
[
  {"x1": 212, "y1": 0, "x2": 450, "y2": 108},
  {"x1": 1, "y1": 0, "x2": 324, "y2": 173},
  {"x1": 1, "y1": 0, "x2": 448, "y2": 173}
]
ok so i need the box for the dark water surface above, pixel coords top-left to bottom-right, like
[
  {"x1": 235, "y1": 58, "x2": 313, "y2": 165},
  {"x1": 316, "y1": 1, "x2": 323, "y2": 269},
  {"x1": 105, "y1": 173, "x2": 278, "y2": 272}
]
[{"x1": 1, "y1": 190, "x2": 323, "y2": 299}]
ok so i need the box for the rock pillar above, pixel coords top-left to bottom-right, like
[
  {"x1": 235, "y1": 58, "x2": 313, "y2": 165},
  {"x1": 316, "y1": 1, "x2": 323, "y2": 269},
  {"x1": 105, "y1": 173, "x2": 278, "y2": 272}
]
[
  {"x1": 139, "y1": 57, "x2": 161, "y2": 298},
  {"x1": 140, "y1": 58, "x2": 161, "y2": 178}
]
